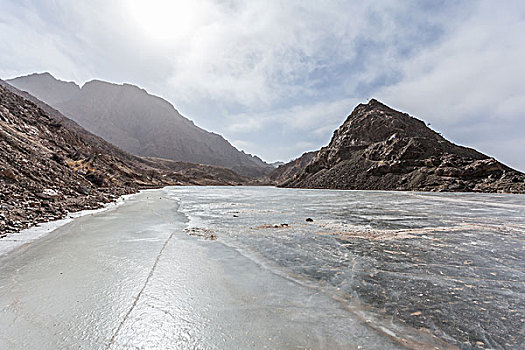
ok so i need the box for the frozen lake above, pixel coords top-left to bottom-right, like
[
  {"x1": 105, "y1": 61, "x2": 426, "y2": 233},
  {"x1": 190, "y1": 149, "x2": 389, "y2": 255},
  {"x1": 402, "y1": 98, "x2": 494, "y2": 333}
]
[{"x1": 0, "y1": 186, "x2": 523, "y2": 349}]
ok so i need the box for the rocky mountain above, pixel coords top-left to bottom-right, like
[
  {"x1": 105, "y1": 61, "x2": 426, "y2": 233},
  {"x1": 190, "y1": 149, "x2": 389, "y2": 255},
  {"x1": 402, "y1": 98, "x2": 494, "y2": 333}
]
[
  {"x1": 8, "y1": 72, "x2": 80, "y2": 105},
  {"x1": 268, "y1": 151, "x2": 316, "y2": 183},
  {"x1": 0, "y1": 81, "x2": 246, "y2": 236},
  {"x1": 270, "y1": 161, "x2": 286, "y2": 168},
  {"x1": 8, "y1": 73, "x2": 273, "y2": 177},
  {"x1": 274, "y1": 99, "x2": 525, "y2": 193}
]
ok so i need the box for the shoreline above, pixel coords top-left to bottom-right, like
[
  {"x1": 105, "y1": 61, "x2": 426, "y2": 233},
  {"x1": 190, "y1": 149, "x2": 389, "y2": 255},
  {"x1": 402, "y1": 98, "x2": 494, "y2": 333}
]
[{"x1": 0, "y1": 190, "x2": 145, "y2": 257}]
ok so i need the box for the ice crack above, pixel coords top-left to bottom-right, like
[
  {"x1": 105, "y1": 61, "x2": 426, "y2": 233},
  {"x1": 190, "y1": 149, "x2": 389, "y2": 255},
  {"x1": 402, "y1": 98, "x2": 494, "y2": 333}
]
[{"x1": 105, "y1": 231, "x2": 174, "y2": 349}]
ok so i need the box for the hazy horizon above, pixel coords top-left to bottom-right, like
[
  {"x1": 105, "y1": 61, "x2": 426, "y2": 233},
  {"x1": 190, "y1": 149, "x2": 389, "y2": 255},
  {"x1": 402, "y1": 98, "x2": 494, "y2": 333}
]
[{"x1": 1, "y1": 1, "x2": 524, "y2": 171}]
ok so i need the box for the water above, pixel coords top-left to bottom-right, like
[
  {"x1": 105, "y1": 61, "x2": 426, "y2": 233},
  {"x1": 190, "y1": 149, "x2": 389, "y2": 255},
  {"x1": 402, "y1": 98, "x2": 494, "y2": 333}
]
[{"x1": 0, "y1": 187, "x2": 523, "y2": 349}]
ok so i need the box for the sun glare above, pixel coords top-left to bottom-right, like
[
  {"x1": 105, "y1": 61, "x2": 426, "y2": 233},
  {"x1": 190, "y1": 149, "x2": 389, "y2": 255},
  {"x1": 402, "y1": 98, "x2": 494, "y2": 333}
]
[{"x1": 126, "y1": 0, "x2": 201, "y2": 43}]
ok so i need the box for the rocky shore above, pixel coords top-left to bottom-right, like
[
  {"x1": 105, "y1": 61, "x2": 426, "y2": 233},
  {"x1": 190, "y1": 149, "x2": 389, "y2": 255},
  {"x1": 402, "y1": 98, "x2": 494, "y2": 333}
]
[
  {"x1": 0, "y1": 83, "x2": 164, "y2": 236},
  {"x1": 0, "y1": 81, "x2": 246, "y2": 237}
]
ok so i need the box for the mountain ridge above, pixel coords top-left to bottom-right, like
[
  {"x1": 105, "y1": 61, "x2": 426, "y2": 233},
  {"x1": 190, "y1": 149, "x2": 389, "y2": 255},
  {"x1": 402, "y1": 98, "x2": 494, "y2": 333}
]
[
  {"x1": 0, "y1": 80, "x2": 247, "y2": 235},
  {"x1": 8, "y1": 73, "x2": 273, "y2": 177}
]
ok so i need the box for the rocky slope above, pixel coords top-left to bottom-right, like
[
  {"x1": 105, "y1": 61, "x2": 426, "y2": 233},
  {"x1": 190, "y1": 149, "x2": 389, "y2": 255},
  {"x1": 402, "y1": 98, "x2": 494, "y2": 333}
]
[
  {"x1": 0, "y1": 81, "x2": 246, "y2": 236},
  {"x1": 8, "y1": 73, "x2": 273, "y2": 177},
  {"x1": 275, "y1": 99, "x2": 525, "y2": 193},
  {"x1": 268, "y1": 151, "x2": 316, "y2": 183},
  {"x1": 140, "y1": 157, "x2": 246, "y2": 186}
]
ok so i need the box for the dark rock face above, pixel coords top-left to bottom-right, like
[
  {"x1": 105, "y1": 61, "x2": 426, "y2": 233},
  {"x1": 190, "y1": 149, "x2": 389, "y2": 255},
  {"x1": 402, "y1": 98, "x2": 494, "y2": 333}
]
[
  {"x1": 0, "y1": 81, "x2": 175, "y2": 236},
  {"x1": 269, "y1": 151, "x2": 316, "y2": 184},
  {"x1": 0, "y1": 81, "x2": 247, "y2": 236},
  {"x1": 276, "y1": 99, "x2": 525, "y2": 193},
  {"x1": 8, "y1": 73, "x2": 273, "y2": 178}
]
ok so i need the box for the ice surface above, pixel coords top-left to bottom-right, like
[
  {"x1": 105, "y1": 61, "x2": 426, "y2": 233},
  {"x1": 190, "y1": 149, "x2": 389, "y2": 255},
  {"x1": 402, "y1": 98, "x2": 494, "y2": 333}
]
[
  {"x1": 172, "y1": 186, "x2": 525, "y2": 349},
  {"x1": 0, "y1": 188, "x2": 426, "y2": 350},
  {"x1": 0, "y1": 192, "x2": 137, "y2": 256},
  {"x1": 0, "y1": 186, "x2": 523, "y2": 349}
]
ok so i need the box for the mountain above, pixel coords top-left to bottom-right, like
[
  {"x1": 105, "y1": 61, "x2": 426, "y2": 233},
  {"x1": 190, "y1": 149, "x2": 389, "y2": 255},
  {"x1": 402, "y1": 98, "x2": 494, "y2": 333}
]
[
  {"x1": 273, "y1": 99, "x2": 525, "y2": 193},
  {"x1": 268, "y1": 152, "x2": 316, "y2": 183},
  {"x1": 7, "y1": 72, "x2": 81, "y2": 105},
  {"x1": 8, "y1": 73, "x2": 273, "y2": 177},
  {"x1": 0, "y1": 80, "x2": 245, "y2": 236},
  {"x1": 270, "y1": 161, "x2": 286, "y2": 168}
]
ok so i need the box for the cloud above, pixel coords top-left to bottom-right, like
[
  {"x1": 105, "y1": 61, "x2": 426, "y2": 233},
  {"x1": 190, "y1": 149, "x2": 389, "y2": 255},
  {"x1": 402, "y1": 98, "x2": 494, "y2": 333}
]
[
  {"x1": 1, "y1": 0, "x2": 523, "y2": 170},
  {"x1": 223, "y1": 97, "x2": 359, "y2": 161},
  {"x1": 377, "y1": 0, "x2": 525, "y2": 170},
  {"x1": 0, "y1": 1, "x2": 83, "y2": 80}
]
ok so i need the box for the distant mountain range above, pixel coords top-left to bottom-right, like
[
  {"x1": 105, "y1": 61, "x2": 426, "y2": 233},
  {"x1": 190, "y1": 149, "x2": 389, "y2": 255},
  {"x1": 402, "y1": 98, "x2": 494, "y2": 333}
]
[
  {"x1": 272, "y1": 99, "x2": 525, "y2": 193},
  {"x1": 8, "y1": 73, "x2": 273, "y2": 177},
  {"x1": 5, "y1": 72, "x2": 524, "y2": 195}
]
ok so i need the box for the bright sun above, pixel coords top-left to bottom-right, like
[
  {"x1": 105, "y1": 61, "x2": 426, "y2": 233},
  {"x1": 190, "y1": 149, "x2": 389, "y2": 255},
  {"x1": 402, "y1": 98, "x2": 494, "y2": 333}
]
[{"x1": 126, "y1": 0, "x2": 203, "y2": 43}]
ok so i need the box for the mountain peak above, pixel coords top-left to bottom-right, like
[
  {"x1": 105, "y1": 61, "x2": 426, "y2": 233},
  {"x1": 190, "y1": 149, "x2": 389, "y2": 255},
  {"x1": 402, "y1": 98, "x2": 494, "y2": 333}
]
[
  {"x1": 32, "y1": 72, "x2": 53, "y2": 78},
  {"x1": 16, "y1": 72, "x2": 78, "y2": 86},
  {"x1": 275, "y1": 100, "x2": 525, "y2": 193},
  {"x1": 359, "y1": 98, "x2": 398, "y2": 113},
  {"x1": 81, "y1": 80, "x2": 143, "y2": 91},
  {"x1": 367, "y1": 98, "x2": 383, "y2": 106},
  {"x1": 7, "y1": 72, "x2": 80, "y2": 105},
  {"x1": 337, "y1": 98, "x2": 435, "y2": 146}
]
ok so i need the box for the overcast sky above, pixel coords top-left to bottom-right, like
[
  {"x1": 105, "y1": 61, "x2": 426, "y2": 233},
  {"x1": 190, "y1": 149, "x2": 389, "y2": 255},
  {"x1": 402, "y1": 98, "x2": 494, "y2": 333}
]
[{"x1": 1, "y1": 0, "x2": 524, "y2": 170}]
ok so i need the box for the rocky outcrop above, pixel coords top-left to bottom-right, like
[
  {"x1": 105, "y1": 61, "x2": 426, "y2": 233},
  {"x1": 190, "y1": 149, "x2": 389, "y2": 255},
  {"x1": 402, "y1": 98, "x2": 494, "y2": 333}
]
[
  {"x1": 8, "y1": 73, "x2": 273, "y2": 177},
  {"x1": 269, "y1": 151, "x2": 316, "y2": 184},
  {"x1": 276, "y1": 99, "x2": 525, "y2": 193},
  {"x1": 0, "y1": 81, "x2": 247, "y2": 236}
]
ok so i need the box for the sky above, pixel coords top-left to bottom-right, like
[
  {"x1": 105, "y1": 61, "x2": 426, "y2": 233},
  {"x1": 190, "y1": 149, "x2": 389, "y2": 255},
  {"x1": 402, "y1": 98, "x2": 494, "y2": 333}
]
[{"x1": 1, "y1": 0, "x2": 524, "y2": 171}]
